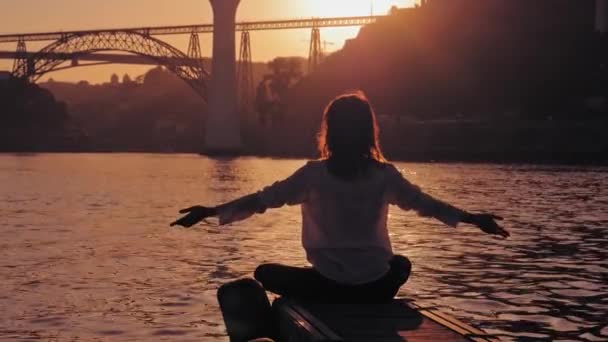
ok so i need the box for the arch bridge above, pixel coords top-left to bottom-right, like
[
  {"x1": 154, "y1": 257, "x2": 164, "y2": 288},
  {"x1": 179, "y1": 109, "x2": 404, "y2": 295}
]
[
  {"x1": 10, "y1": 31, "x2": 208, "y2": 98},
  {"x1": 0, "y1": 15, "x2": 384, "y2": 103}
]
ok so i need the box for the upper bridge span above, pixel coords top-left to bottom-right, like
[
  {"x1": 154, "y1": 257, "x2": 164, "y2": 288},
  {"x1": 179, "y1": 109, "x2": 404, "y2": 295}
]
[{"x1": 0, "y1": 15, "x2": 384, "y2": 44}]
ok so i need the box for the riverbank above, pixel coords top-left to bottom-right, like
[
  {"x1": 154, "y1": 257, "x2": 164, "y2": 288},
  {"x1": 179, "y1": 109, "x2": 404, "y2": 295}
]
[
  {"x1": 1, "y1": 117, "x2": 607, "y2": 165},
  {"x1": 243, "y1": 118, "x2": 608, "y2": 165}
]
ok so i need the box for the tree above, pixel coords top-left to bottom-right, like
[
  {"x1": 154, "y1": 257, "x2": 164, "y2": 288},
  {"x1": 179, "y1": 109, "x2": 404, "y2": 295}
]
[
  {"x1": 255, "y1": 57, "x2": 304, "y2": 126},
  {"x1": 110, "y1": 73, "x2": 119, "y2": 85},
  {"x1": 122, "y1": 73, "x2": 133, "y2": 85},
  {"x1": 0, "y1": 79, "x2": 76, "y2": 151}
]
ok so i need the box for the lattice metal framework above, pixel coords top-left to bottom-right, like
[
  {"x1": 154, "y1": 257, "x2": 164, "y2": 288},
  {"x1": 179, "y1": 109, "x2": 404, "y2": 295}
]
[
  {"x1": 12, "y1": 38, "x2": 27, "y2": 75},
  {"x1": 237, "y1": 31, "x2": 254, "y2": 113},
  {"x1": 0, "y1": 51, "x2": 201, "y2": 66},
  {"x1": 308, "y1": 27, "x2": 322, "y2": 73},
  {"x1": 0, "y1": 15, "x2": 384, "y2": 43},
  {"x1": 12, "y1": 31, "x2": 209, "y2": 99},
  {"x1": 187, "y1": 32, "x2": 204, "y2": 69}
]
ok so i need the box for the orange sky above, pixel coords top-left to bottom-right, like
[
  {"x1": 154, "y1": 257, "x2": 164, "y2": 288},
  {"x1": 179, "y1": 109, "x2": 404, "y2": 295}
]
[{"x1": 0, "y1": 0, "x2": 416, "y2": 83}]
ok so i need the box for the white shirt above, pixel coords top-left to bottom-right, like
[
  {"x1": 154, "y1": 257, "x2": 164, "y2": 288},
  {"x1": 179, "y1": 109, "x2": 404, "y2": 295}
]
[{"x1": 217, "y1": 160, "x2": 466, "y2": 285}]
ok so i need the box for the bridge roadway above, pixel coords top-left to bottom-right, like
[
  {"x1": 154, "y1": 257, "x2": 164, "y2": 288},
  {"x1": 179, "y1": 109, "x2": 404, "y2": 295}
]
[
  {"x1": 0, "y1": 51, "x2": 201, "y2": 66},
  {"x1": 0, "y1": 15, "x2": 383, "y2": 44}
]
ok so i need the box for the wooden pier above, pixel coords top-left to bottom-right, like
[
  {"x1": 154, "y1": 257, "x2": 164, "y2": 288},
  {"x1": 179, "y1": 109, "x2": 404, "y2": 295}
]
[{"x1": 273, "y1": 297, "x2": 499, "y2": 342}]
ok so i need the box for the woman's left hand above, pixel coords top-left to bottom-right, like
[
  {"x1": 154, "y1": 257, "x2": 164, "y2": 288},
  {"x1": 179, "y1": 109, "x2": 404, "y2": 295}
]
[{"x1": 170, "y1": 205, "x2": 215, "y2": 228}]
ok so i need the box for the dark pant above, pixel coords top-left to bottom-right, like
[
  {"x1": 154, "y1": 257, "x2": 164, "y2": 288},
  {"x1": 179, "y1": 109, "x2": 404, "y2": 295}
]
[
  {"x1": 218, "y1": 256, "x2": 412, "y2": 340},
  {"x1": 254, "y1": 255, "x2": 411, "y2": 303}
]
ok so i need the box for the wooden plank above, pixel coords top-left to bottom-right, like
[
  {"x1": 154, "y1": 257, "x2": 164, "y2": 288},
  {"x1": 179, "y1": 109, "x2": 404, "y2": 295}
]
[
  {"x1": 407, "y1": 299, "x2": 500, "y2": 342},
  {"x1": 301, "y1": 299, "x2": 462, "y2": 340},
  {"x1": 301, "y1": 301, "x2": 419, "y2": 317},
  {"x1": 325, "y1": 312, "x2": 468, "y2": 341},
  {"x1": 274, "y1": 297, "x2": 498, "y2": 342},
  {"x1": 289, "y1": 303, "x2": 343, "y2": 341},
  {"x1": 273, "y1": 298, "x2": 343, "y2": 342}
]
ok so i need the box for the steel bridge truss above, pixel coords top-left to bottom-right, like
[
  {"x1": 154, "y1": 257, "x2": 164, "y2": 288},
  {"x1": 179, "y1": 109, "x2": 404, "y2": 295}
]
[
  {"x1": 0, "y1": 16, "x2": 383, "y2": 43},
  {"x1": 237, "y1": 31, "x2": 254, "y2": 113},
  {"x1": 308, "y1": 26, "x2": 322, "y2": 73},
  {"x1": 12, "y1": 31, "x2": 209, "y2": 98}
]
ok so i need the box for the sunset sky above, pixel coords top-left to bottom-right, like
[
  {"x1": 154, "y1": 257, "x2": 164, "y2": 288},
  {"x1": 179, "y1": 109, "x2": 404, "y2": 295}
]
[{"x1": 0, "y1": 0, "x2": 416, "y2": 83}]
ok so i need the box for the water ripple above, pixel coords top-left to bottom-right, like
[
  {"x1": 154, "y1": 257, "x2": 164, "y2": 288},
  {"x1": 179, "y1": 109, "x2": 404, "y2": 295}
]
[{"x1": 0, "y1": 154, "x2": 606, "y2": 341}]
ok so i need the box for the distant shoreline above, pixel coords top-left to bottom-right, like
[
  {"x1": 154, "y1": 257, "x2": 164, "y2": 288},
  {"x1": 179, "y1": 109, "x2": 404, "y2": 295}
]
[{"x1": 1, "y1": 150, "x2": 606, "y2": 167}]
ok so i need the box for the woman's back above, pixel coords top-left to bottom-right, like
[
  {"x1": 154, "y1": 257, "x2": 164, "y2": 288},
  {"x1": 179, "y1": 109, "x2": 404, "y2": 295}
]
[
  {"x1": 299, "y1": 159, "x2": 391, "y2": 249},
  {"x1": 298, "y1": 159, "x2": 395, "y2": 284}
]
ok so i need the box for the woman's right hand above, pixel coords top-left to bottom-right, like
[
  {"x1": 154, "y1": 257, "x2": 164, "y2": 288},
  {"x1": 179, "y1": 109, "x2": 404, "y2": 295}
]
[
  {"x1": 170, "y1": 205, "x2": 216, "y2": 228},
  {"x1": 468, "y1": 213, "x2": 510, "y2": 238}
]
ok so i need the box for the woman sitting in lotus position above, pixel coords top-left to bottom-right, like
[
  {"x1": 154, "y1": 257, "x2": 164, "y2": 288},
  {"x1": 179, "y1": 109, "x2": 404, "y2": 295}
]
[{"x1": 170, "y1": 91, "x2": 509, "y2": 304}]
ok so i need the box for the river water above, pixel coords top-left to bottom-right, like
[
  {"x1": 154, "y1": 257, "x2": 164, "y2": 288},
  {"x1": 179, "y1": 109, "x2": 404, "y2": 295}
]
[{"x1": 0, "y1": 154, "x2": 606, "y2": 341}]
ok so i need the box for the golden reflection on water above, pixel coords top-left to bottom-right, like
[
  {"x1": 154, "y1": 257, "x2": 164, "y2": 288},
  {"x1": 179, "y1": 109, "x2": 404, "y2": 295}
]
[{"x1": 0, "y1": 154, "x2": 607, "y2": 341}]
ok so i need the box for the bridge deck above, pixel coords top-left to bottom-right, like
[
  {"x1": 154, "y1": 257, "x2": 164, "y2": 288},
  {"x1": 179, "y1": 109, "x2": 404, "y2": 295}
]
[
  {"x1": 0, "y1": 15, "x2": 383, "y2": 44},
  {"x1": 273, "y1": 297, "x2": 499, "y2": 342},
  {"x1": 0, "y1": 51, "x2": 204, "y2": 66}
]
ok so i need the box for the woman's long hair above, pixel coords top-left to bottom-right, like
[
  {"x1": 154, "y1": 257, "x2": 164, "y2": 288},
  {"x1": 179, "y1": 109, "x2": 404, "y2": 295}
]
[{"x1": 317, "y1": 91, "x2": 386, "y2": 179}]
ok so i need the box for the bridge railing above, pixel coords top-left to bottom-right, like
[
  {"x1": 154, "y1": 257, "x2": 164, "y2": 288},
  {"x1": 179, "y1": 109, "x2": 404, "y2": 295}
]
[
  {"x1": 0, "y1": 15, "x2": 384, "y2": 43},
  {"x1": 0, "y1": 51, "x2": 203, "y2": 67}
]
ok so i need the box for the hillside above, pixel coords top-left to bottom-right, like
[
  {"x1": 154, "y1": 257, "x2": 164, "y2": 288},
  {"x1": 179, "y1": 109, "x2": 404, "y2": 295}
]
[{"x1": 264, "y1": 1, "x2": 607, "y2": 163}]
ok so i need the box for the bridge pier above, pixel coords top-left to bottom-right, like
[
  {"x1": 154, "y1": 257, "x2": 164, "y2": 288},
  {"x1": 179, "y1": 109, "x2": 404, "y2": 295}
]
[
  {"x1": 205, "y1": 0, "x2": 242, "y2": 154},
  {"x1": 12, "y1": 38, "x2": 28, "y2": 78},
  {"x1": 237, "y1": 30, "x2": 254, "y2": 113},
  {"x1": 187, "y1": 32, "x2": 203, "y2": 67},
  {"x1": 308, "y1": 26, "x2": 322, "y2": 73}
]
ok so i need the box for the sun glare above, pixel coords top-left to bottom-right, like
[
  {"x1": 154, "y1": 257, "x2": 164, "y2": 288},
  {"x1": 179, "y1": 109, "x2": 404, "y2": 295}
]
[
  {"x1": 291, "y1": 0, "x2": 417, "y2": 55},
  {"x1": 303, "y1": 0, "x2": 417, "y2": 17}
]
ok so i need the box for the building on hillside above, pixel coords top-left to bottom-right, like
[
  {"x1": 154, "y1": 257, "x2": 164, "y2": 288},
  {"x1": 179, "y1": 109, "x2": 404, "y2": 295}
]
[{"x1": 421, "y1": 0, "x2": 596, "y2": 34}]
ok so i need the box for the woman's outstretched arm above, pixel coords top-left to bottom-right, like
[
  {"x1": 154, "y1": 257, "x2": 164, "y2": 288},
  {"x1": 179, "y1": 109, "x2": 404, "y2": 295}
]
[
  {"x1": 169, "y1": 193, "x2": 264, "y2": 228},
  {"x1": 170, "y1": 162, "x2": 311, "y2": 228},
  {"x1": 386, "y1": 165, "x2": 509, "y2": 238},
  {"x1": 170, "y1": 205, "x2": 218, "y2": 228},
  {"x1": 459, "y1": 211, "x2": 509, "y2": 237}
]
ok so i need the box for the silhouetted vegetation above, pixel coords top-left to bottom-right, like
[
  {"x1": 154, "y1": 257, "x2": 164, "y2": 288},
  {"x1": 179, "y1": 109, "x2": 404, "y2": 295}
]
[
  {"x1": 42, "y1": 61, "x2": 272, "y2": 152},
  {"x1": 270, "y1": 0, "x2": 608, "y2": 164},
  {"x1": 0, "y1": 78, "x2": 86, "y2": 151},
  {"x1": 255, "y1": 57, "x2": 305, "y2": 126},
  {"x1": 43, "y1": 67, "x2": 205, "y2": 152}
]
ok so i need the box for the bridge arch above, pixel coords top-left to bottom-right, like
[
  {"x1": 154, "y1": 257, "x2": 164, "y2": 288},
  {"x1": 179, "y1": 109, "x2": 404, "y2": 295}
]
[{"x1": 13, "y1": 31, "x2": 209, "y2": 99}]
